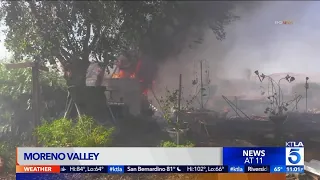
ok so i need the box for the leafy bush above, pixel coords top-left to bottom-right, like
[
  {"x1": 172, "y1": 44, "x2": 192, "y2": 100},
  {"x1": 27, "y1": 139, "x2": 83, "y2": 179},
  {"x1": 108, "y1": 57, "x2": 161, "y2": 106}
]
[
  {"x1": 35, "y1": 116, "x2": 114, "y2": 147},
  {"x1": 158, "y1": 89, "x2": 193, "y2": 122},
  {"x1": 160, "y1": 140, "x2": 194, "y2": 147},
  {"x1": 0, "y1": 142, "x2": 15, "y2": 173}
]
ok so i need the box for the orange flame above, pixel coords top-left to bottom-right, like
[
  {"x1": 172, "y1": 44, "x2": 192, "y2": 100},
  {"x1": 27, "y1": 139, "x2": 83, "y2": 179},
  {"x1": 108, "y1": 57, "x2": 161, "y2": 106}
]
[
  {"x1": 112, "y1": 70, "x2": 136, "y2": 79},
  {"x1": 111, "y1": 74, "x2": 121, "y2": 78},
  {"x1": 111, "y1": 59, "x2": 153, "y2": 96}
]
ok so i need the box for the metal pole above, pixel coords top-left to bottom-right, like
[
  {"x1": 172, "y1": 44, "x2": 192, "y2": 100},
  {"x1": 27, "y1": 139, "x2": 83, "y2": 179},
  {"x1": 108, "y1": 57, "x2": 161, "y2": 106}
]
[
  {"x1": 278, "y1": 78, "x2": 284, "y2": 105},
  {"x1": 200, "y1": 60, "x2": 203, "y2": 109},
  {"x1": 235, "y1": 96, "x2": 238, "y2": 117},
  {"x1": 306, "y1": 88, "x2": 308, "y2": 112},
  {"x1": 176, "y1": 74, "x2": 182, "y2": 145},
  {"x1": 32, "y1": 60, "x2": 40, "y2": 146},
  {"x1": 295, "y1": 94, "x2": 298, "y2": 111},
  {"x1": 178, "y1": 74, "x2": 182, "y2": 112},
  {"x1": 305, "y1": 77, "x2": 309, "y2": 112}
]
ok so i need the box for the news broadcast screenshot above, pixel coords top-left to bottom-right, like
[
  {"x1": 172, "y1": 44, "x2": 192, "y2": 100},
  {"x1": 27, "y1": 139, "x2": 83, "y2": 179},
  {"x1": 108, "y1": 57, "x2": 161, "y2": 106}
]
[{"x1": 0, "y1": 1, "x2": 320, "y2": 180}]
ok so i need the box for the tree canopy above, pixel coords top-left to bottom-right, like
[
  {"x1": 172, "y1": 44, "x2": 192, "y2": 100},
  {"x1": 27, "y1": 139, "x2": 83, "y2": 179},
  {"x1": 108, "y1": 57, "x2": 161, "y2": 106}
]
[{"x1": 0, "y1": 1, "x2": 238, "y2": 86}]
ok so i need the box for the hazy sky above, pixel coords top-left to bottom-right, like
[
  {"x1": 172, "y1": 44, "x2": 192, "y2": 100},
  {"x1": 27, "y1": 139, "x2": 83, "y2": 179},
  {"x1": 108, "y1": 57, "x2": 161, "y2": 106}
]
[
  {"x1": 222, "y1": 1, "x2": 320, "y2": 75},
  {"x1": 0, "y1": 1, "x2": 319, "y2": 76},
  {"x1": 156, "y1": 1, "x2": 320, "y2": 87},
  {"x1": 0, "y1": 21, "x2": 8, "y2": 59}
]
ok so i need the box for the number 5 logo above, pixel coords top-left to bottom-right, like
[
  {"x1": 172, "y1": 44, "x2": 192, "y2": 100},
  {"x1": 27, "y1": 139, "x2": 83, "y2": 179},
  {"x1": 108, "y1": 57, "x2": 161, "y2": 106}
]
[{"x1": 288, "y1": 149, "x2": 301, "y2": 164}]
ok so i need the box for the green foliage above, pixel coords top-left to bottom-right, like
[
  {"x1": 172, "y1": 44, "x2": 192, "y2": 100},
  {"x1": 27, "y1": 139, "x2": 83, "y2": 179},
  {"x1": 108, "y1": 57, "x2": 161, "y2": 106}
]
[
  {"x1": 0, "y1": 142, "x2": 15, "y2": 172},
  {"x1": 159, "y1": 89, "x2": 179, "y2": 122},
  {"x1": 158, "y1": 88, "x2": 192, "y2": 122},
  {"x1": 0, "y1": 62, "x2": 67, "y2": 142},
  {"x1": 160, "y1": 140, "x2": 194, "y2": 147},
  {"x1": 0, "y1": 63, "x2": 66, "y2": 99},
  {"x1": 0, "y1": 63, "x2": 31, "y2": 99},
  {"x1": 35, "y1": 116, "x2": 114, "y2": 147}
]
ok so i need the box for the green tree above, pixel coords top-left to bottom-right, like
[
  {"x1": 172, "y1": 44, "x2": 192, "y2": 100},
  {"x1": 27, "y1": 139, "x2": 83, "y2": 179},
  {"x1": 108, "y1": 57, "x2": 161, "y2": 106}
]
[{"x1": 0, "y1": 1, "x2": 238, "y2": 87}]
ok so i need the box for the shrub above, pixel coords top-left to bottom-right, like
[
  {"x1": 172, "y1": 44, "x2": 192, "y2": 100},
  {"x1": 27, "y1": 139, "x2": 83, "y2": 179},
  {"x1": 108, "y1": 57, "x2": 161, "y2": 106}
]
[
  {"x1": 0, "y1": 142, "x2": 15, "y2": 173},
  {"x1": 35, "y1": 116, "x2": 114, "y2": 147},
  {"x1": 160, "y1": 140, "x2": 194, "y2": 147}
]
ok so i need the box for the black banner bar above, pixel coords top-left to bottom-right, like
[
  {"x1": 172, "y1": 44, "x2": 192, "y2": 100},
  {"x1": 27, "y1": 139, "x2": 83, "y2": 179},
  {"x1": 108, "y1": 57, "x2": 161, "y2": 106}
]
[{"x1": 244, "y1": 165, "x2": 270, "y2": 173}]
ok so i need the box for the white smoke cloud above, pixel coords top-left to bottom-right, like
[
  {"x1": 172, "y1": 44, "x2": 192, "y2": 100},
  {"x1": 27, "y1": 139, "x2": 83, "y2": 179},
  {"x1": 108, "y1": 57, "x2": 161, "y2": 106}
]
[
  {"x1": 222, "y1": 1, "x2": 320, "y2": 77},
  {"x1": 153, "y1": 1, "x2": 320, "y2": 110}
]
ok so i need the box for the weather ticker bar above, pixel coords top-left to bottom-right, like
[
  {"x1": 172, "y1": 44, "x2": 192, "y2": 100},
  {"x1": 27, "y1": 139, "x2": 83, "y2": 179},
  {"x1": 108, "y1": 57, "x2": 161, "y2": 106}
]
[
  {"x1": 16, "y1": 143, "x2": 305, "y2": 174},
  {"x1": 16, "y1": 165, "x2": 304, "y2": 173}
]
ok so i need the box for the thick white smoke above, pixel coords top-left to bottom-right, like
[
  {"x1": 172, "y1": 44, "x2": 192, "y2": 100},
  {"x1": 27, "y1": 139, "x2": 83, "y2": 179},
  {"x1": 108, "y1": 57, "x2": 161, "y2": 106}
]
[{"x1": 153, "y1": 1, "x2": 320, "y2": 111}]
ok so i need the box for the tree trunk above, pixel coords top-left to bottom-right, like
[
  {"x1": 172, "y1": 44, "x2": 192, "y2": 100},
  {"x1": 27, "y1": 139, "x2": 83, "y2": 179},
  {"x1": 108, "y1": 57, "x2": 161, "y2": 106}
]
[
  {"x1": 63, "y1": 60, "x2": 89, "y2": 119},
  {"x1": 63, "y1": 60, "x2": 111, "y2": 122},
  {"x1": 95, "y1": 65, "x2": 106, "y2": 86},
  {"x1": 66, "y1": 60, "x2": 90, "y2": 87},
  {"x1": 68, "y1": 86, "x2": 110, "y2": 122}
]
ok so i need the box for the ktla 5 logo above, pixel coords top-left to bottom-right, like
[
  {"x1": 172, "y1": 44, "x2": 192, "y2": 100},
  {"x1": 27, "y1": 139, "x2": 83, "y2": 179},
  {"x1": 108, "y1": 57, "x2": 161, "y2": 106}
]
[{"x1": 286, "y1": 148, "x2": 304, "y2": 166}]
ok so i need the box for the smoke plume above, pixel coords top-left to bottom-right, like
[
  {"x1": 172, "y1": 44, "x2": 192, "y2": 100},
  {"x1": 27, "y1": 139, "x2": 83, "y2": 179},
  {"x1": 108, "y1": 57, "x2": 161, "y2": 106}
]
[{"x1": 149, "y1": 1, "x2": 320, "y2": 111}]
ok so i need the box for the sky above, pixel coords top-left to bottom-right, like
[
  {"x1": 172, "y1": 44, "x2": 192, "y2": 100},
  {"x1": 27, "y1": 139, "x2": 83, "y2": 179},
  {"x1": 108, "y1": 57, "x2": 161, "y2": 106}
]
[
  {"x1": 222, "y1": 1, "x2": 320, "y2": 75},
  {"x1": 0, "y1": 21, "x2": 8, "y2": 59}
]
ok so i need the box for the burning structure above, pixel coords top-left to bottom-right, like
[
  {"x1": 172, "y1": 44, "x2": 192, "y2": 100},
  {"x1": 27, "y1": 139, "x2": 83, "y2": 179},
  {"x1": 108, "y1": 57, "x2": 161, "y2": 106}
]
[{"x1": 86, "y1": 54, "x2": 153, "y2": 116}]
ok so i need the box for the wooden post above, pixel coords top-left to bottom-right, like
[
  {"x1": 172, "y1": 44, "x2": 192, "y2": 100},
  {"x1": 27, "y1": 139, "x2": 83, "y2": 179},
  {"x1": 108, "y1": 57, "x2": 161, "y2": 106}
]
[
  {"x1": 32, "y1": 60, "x2": 40, "y2": 146},
  {"x1": 5, "y1": 60, "x2": 48, "y2": 146}
]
